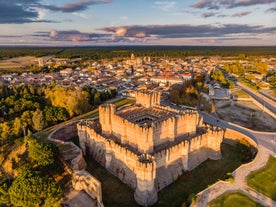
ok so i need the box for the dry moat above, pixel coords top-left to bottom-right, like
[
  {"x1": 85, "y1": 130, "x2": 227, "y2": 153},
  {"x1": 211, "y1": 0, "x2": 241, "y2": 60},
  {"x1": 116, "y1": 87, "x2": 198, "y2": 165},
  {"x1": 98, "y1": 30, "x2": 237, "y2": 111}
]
[{"x1": 215, "y1": 100, "x2": 276, "y2": 132}]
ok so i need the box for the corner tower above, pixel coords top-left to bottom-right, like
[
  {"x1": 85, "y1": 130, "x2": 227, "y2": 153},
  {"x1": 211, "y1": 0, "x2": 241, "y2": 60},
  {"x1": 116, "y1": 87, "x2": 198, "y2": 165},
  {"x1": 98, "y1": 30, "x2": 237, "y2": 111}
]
[{"x1": 135, "y1": 91, "x2": 161, "y2": 108}]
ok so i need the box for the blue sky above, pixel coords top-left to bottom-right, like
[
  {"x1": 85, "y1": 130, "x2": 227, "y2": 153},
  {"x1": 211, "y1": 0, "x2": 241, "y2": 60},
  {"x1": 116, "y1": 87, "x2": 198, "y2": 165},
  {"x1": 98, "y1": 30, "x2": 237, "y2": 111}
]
[{"x1": 0, "y1": 0, "x2": 275, "y2": 46}]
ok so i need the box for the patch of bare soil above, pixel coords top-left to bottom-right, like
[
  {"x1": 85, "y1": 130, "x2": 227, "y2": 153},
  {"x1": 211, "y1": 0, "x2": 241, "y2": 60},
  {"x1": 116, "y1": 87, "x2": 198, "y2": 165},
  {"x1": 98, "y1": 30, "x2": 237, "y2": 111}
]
[{"x1": 214, "y1": 100, "x2": 276, "y2": 132}]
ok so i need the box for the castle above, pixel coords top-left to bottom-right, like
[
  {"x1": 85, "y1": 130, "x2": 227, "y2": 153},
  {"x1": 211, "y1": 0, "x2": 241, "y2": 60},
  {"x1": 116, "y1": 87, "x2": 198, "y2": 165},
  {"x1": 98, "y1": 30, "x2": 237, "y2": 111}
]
[{"x1": 77, "y1": 91, "x2": 224, "y2": 206}]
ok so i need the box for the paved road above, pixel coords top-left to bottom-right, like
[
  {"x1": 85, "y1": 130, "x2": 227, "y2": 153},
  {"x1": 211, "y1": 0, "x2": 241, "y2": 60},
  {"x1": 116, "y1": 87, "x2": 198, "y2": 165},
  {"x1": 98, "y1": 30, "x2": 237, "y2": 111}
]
[
  {"x1": 200, "y1": 112, "x2": 276, "y2": 153},
  {"x1": 237, "y1": 82, "x2": 276, "y2": 114}
]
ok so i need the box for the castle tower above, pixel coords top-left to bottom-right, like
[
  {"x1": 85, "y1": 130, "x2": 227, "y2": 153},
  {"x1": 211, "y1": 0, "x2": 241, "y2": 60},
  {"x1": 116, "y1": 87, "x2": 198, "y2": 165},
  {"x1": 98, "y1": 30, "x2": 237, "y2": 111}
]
[
  {"x1": 131, "y1": 53, "x2": 135, "y2": 60},
  {"x1": 135, "y1": 91, "x2": 161, "y2": 108},
  {"x1": 99, "y1": 104, "x2": 115, "y2": 135},
  {"x1": 134, "y1": 158, "x2": 158, "y2": 206},
  {"x1": 207, "y1": 127, "x2": 224, "y2": 160}
]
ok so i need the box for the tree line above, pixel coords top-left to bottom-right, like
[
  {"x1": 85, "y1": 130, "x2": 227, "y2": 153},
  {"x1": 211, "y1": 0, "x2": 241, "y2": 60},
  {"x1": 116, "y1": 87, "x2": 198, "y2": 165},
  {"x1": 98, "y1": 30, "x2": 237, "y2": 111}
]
[{"x1": 1, "y1": 46, "x2": 276, "y2": 60}]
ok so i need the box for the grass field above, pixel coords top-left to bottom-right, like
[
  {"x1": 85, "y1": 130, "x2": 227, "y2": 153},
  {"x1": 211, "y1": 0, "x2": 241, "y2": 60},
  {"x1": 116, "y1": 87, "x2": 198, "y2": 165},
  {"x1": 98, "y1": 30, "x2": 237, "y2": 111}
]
[
  {"x1": 247, "y1": 156, "x2": 276, "y2": 201},
  {"x1": 232, "y1": 89, "x2": 250, "y2": 98},
  {"x1": 209, "y1": 191, "x2": 264, "y2": 207},
  {"x1": 85, "y1": 143, "x2": 245, "y2": 207}
]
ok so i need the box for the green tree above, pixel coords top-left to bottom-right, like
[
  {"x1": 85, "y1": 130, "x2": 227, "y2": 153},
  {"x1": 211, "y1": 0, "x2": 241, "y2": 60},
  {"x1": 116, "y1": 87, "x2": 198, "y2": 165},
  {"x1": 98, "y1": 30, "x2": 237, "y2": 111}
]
[
  {"x1": 27, "y1": 138, "x2": 59, "y2": 167},
  {"x1": 44, "y1": 106, "x2": 69, "y2": 124},
  {"x1": 32, "y1": 109, "x2": 47, "y2": 131},
  {"x1": 268, "y1": 75, "x2": 276, "y2": 88},
  {"x1": 0, "y1": 179, "x2": 12, "y2": 206},
  {"x1": 8, "y1": 165, "x2": 62, "y2": 207},
  {"x1": 93, "y1": 92, "x2": 102, "y2": 105}
]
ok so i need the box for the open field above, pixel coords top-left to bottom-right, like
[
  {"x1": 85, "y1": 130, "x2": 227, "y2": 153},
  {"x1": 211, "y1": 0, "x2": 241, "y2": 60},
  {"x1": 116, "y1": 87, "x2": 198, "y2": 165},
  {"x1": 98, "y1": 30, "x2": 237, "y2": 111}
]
[
  {"x1": 209, "y1": 191, "x2": 264, "y2": 207},
  {"x1": 0, "y1": 56, "x2": 37, "y2": 72},
  {"x1": 85, "y1": 143, "x2": 245, "y2": 207},
  {"x1": 247, "y1": 156, "x2": 276, "y2": 201},
  {"x1": 215, "y1": 100, "x2": 276, "y2": 131}
]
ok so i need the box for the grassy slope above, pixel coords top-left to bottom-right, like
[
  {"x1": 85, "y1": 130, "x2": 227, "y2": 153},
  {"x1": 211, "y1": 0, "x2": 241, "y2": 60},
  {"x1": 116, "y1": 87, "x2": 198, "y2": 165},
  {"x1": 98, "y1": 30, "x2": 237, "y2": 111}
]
[
  {"x1": 247, "y1": 156, "x2": 276, "y2": 201},
  {"x1": 209, "y1": 191, "x2": 264, "y2": 207},
  {"x1": 232, "y1": 89, "x2": 250, "y2": 98}
]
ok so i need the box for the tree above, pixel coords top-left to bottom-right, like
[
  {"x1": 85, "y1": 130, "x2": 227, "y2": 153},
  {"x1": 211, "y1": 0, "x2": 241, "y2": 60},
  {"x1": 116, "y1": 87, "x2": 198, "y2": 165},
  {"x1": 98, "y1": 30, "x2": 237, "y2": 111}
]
[
  {"x1": 93, "y1": 92, "x2": 102, "y2": 105},
  {"x1": 27, "y1": 138, "x2": 59, "y2": 167},
  {"x1": 44, "y1": 106, "x2": 69, "y2": 124},
  {"x1": 45, "y1": 85, "x2": 90, "y2": 117},
  {"x1": 8, "y1": 165, "x2": 62, "y2": 207},
  {"x1": 0, "y1": 179, "x2": 12, "y2": 206},
  {"x1": 32, "y1": 109, "x2": 47, "y2": 131}
]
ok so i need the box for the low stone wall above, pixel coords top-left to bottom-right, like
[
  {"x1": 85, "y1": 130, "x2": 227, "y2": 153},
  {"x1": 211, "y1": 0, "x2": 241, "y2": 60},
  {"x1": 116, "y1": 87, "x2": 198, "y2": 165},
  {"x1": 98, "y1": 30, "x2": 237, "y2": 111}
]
[
  {"x1": 72, "y1": 170, "x2": 104, "y2": 207},
  {"x1": 47, "y1": 121, "x2": 104, "y2": 207},
  {"x1": 223, "y1": 128, "x2": 258, "y2": 148},
  {"x1": 51, "y1": 122, "x2": 79, "y2": 141}
]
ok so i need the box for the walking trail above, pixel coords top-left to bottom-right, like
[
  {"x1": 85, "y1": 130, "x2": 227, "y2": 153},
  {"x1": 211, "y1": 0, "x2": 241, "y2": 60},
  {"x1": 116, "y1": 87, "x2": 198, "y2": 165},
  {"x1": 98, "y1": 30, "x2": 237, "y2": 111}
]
[{"x1": 192, "y1": 146, "x2": 276, "y2": 207}]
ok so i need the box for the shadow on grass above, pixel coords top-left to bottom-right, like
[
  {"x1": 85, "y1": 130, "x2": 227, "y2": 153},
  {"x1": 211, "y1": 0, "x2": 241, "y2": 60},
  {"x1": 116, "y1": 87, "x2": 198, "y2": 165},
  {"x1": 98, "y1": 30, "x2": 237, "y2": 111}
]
[{"x1": 85, "y1": 143, "x2": 245, "y2": 207}]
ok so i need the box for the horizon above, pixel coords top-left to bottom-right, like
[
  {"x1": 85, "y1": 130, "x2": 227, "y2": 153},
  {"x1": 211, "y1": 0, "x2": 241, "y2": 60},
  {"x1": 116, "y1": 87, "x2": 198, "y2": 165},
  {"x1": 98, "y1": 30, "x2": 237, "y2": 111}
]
[{"x1": 1, "y1": 0, "x2": 276, "y2": 46}]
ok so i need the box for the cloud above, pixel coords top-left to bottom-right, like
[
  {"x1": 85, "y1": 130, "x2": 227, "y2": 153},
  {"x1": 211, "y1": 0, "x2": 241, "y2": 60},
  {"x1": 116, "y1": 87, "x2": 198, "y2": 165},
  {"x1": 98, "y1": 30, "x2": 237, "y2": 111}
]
[
  {"x1": 190, "y1": 0, "x2": 220, "y2": 10},
  {"x1": 42, "y1": 0, "x2": 111, "y2": 13},
  {"x1": 154, "y1": 1, "x2": 177, "y2": 11},
  {"x1": 0, "y1": 0, "x2": 111, "y2": 24},
  {"x1": 201, "y1": 12, "x2": 217, "y2": 18},
  {"x1": 48, "y1": 30, "x2": 111, "y2": 41},
  {"x1": 0, "y1": 35, "x2": 23, "y2": 38},
  {"x1": 0, "y1": 0, "x2": 40, "y2": 24},
  {"x1": 190, "y1": 0, "x2": 276, "y2": 9},
  {"x1": 101, "y1": 24, "x2": 276, "y2": 39},
  {"x1": 120, "y1": 16, "x2": 128, "y2": 20},
  {"x1": 266, "y1": 6, "x2": 276, "y2": 12},
  {"x1": 232, "y1": 11, "x2": 251, "y2": 17}
]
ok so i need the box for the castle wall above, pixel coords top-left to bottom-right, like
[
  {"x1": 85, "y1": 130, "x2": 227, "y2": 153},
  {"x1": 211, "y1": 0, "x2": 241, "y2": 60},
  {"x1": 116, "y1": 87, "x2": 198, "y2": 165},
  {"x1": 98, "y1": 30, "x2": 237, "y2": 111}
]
[
  {"x1": 154, "y1": 129, "x2": 224, "y2": 191},
  {"x1": 78, "y1": 124, "x2": 155, "y2": 188},
  {"x1": 78, "y1": 121, "x2": 224, "y2": 205}
]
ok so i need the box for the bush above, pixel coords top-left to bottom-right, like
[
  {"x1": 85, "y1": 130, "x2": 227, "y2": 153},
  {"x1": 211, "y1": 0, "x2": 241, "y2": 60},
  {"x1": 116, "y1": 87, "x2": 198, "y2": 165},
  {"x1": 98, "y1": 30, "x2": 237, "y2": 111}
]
[{"x1": 236, "y1": 139, "x2": 257, "y2": 163}]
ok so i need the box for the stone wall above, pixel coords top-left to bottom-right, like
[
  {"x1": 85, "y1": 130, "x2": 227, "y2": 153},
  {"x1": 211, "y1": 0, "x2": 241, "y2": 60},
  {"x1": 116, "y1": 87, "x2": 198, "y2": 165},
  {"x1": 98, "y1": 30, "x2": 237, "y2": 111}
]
[
  {"x1": 224, "y1": 128, "x2": 258, "y2": 148},
  {"x1": 72, "y1": 170, "x2": 103, "y2": 207},
  {"x1": 78, "y1": 123, "x2": 158, "y2": 206}
]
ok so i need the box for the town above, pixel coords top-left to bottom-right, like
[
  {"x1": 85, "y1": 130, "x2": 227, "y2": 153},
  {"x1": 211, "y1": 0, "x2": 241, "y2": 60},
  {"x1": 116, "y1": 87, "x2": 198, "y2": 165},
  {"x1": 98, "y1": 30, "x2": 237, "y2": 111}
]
[
  {"x1": 1, "y1": 53, "x2": 275, "y2": 101},
  {"x1": 0, "y1": 48, "x2": 275, "y2": 207}
]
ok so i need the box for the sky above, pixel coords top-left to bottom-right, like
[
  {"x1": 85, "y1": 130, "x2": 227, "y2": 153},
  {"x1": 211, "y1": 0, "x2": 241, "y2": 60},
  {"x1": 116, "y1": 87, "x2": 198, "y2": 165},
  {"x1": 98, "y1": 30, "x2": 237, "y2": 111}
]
[{"x1": 0, "y1": 0, "x2": 276, "y2": 46}]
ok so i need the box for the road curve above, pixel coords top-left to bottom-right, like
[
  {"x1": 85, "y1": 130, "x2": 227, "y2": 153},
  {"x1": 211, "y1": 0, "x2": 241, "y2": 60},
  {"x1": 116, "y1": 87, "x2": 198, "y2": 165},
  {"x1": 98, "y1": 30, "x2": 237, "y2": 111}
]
[
  {"x1": 237, "y1": 82, "x2": 276, "y2": 114},
  {"x1": 200, "y1": 111, "x2": 276, "y2": 153}
]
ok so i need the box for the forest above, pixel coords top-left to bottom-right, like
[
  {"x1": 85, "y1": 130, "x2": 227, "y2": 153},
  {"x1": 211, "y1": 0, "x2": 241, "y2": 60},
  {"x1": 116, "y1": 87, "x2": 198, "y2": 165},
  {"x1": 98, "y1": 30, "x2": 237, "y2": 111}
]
[
  {"x1": 0, "y1": 46, "x2": 276, "y2": 60},
  {"x1": 0, "y1": 83, "x2": 117, "y2": 148}
]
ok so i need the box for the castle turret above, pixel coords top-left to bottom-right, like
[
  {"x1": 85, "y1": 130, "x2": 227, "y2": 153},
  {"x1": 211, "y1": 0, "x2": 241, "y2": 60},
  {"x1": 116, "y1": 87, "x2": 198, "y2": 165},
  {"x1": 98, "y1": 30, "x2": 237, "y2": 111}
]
[
  {"x1": 135, "y1": 91, "x2": 161, "y2": 108},
  {"x1": 99, "y1": 104, "x2": 115, "y2": 135},
  {"x1": 207, "y1": 127, "x2": 224, "y2": 160},
  {"x1": 134, "y1": 157, "x2": 158, "y2": 206}
]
